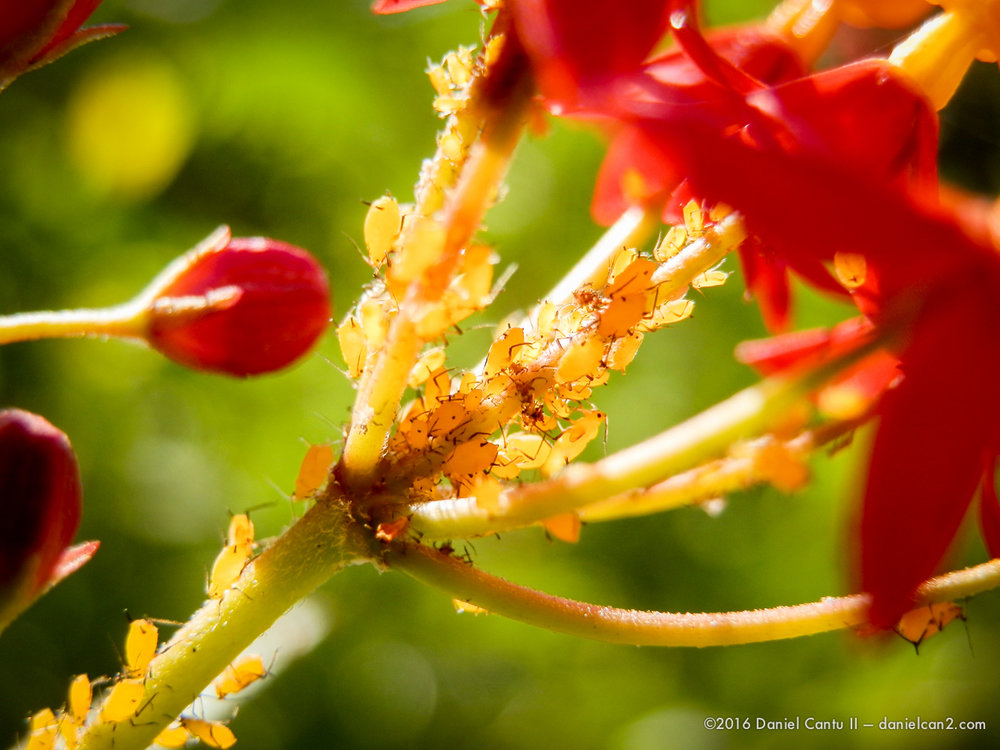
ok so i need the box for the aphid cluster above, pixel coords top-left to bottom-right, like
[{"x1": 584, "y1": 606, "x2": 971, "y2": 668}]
[
  {"x1": 340, "y1": 196, "x2": 741, "y2": 540},
  {"x1": 24, "y1": 610, "x2": 266, "y2": 749}
]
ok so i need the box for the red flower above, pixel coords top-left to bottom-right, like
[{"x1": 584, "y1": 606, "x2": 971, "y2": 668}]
[
  {"x1": 0, "y1": 0, "x2": 124, "y2": 90},
  {"x1": 0, "y1": 409, "x2": 97, "y2": 629},
  {"x1": 615, "y1": 32, "x2": 1000, "y2": 626},
  {"x1": 143, "y1": 227, "x2": 331, "y2": 377},
  {"x1": 596, "y1": 1, "x2": 938, "y2": 330}
]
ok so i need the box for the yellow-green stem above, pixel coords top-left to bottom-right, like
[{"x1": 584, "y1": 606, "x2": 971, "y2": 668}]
[
  {"x1": 386, "y1": 544, "x2": 1000, "y2": 647},
  {"x1": 77, "y1": 498, "x2": 371, "y2": 750},
  {"x1": 0, "y1": 303, "x2": 147, "y2": 346}
]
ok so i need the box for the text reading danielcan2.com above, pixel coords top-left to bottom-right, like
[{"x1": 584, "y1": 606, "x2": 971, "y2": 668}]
[{"x1": 703, "y1": 717, "x2": 987, "y2": 731}]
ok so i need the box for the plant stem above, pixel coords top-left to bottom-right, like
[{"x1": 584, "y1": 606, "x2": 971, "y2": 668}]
[
  {"x1": 579, "y1": 416, "x2": 863, "y2": 522},
  {"x1": 77, "y1": 498, "x2": 371, "y2": 750},
  {"x1": 0, "y1": 303, "x2": 147, "y2": 346},
  {"x1": 385, "y1": 543, "x2": 1000, "y2": 647}
]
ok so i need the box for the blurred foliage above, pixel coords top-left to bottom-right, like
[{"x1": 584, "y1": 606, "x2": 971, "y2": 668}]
[{"x1": 2, "y1": 1, "x2": 1000, "y2": 749}]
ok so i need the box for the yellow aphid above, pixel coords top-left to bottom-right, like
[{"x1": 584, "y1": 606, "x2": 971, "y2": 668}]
[
  {"x1": 598, "y1": 293, "x2": 646, "y2": 339},
  {"x1": 691, "y1": 269, "x2": 728, "y2": 289},
  {"x1": 153, "y1": 722, "x2": 191, "y2": 749},
  {"x1": 607, "y1": 258, "x2": 657, "y2": 298},
  {"x1": 336, "y1": 315, "x2": 367, "y2": 379},
  {"x1": 423, "y1": 367, "x2": 451, "y2": 405},
  {"x1": 470, "y1": 474, "x2": 502, "y2": 511},
  {"x1": 363, "y1": 195, "x2": 401, "y2": 269},
  {"x1": 482, "y1": 33, "x2": 505, "y2": 66},
  {"x1": 427, "y1": 399, "x2": 470, "y2": 439},
  {"x1": 501, "y1": 432, "x2": 551, "y2": 471},
  {"x1": 444, "y1": 48, "x2": 474, "y2": 87},
  {"x1": 653, "y1": 225, "x2": 687, "y2": 262},
  {"x1": 390, "y1": 217, "x2": 445, "y2": 285},
  {"x1": 543, "y1": 410, "x2": 605, "y2": 477},
  {"x1": 542, "y1": 513, "x2": 582, "y2": 543},
  {"x1": 682, "y1": 199, "x2": 705, "y2": 235},
  {"x1": 555, "y1": 337, "x2": 604, "y2": 384},
  {"x1": 484, "y1": 326, "x2": 526, "y2": 377},
  {"x1": 442, "y1": 439, "x2": 499, "y2": 488},
  {"x1": 434, "y1": 94, "x2": 468, "y2": 115},
  {"x1": 215, "y1": 654, "x2": 267, "y2": 699},
  {"x1": 26, "y1": 709, "x2": 58, "y2": 750},
  {"x1": 209, "y1": 514, "x2": 255, "y2": 600},
  {"x1": 29, "y1": 709, "x2": 58, "y2": 733},
  {"x1": 227, "y1": 514, "x2": 254, "y2": 550},
  {"x1": 68, "y1": 674, "x2": 92, "y2": 725},
  {"x1": 98, "y1": 679, "x2": 145, "y2": 724},
  {"x1": 533, "y1": 300, "x2": 558, "y2": 338},
  {"x1": 833, "y1": 251, "x2": 866, "y2": 290},
  {"x1": 607, "y1": 247, "x2": 639, "y2": 283},
  {"x1": 438, "y1": 131, "x2": 464, "y2": 161},
  {"x1": 180, "y1": 718, "x2": 237, "y2": 750},
  {"x1": 895, "y1": 602, "x2": 964, "y2": 648},
  {"x1": 455, "y1": 244, "x2": 494, "y2": 304},
  {"x1": 293, "y1": 443, "x2": 334, "y2": 501},
  {"x1": 409, "y1": 347, "x2": 447, "y2": 388},
  {"x1": 426, "y1": 63, "x2": 451, "y2": 97},
  {"x1": 125, "y1": 619, "x2": 158, "y2": 678},
  {"x1": 453, "y1": 599, "x2": 490, "y2": 615},
  {"x1": 638, "y1": 298, "x2": 694, "y2": 332},
  {"x1": 359, "y1": 297, "x2": 390, "y2": 350},
  {"x1": 605, "y1": 332, "x2": 643, "y2": 372},
  {"x1": 754, "y1": 439, "x2": 809, "y2": 493},
  {"x1": 708, "y1": 202, "x2": 733, "y2": 222},
  {"x1": 209, "y1": 545, "x2": 247, "y2": 600}
]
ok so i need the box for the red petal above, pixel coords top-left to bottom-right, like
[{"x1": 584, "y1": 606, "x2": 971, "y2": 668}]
[
  {"x1": 49, "y1": 540, "x2": 99, "y2": 587},
  {"x1": 861, "y1": 304, "x2": 1000, "y2": 628},
  {"x1": 33, "y1": 0, "x2": 102, "y2": 59},
  {"x1": 510, "y1": 0, "x2": 673, "y2": 107},
  {"x1": 371, "y1": 0, "x2": 447, "y2": 14},
  {"x1": 737, "y1": 238, "x2": 791, "y2": 332}
]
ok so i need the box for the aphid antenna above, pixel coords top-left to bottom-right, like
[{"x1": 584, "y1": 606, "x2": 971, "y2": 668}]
[{"x1": 487, "y1": 262, "x2": 518, "y2": 304}]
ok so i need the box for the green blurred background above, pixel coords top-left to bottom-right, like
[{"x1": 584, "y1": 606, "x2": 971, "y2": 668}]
[{"x1": 2, "y1": 1, "x2": 1000, "y2": 748}]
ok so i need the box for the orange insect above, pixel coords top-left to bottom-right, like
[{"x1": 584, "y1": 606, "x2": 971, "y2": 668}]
[
  {"x1": 894, "y1": 601, "x2": 965, "y2": 650},
  {"x1": 293, "y1": 443, "x2": 334, "y2": 501},
  {"x1": 181, "y1": 717, "x2": 238, "y2": 749},
  {"x1": 125, "y1": 618, "x2": 158, "y2": 678},
  {"x1": 214, "y1": 653, "x2": 268, "y2": 699},
  {"x1": 97, "y1": 679, "x2": 145, "y2": 724},
  {"x1": 25, "y1": 708, "x2": 58, "y2": 750},
  {"x1": 209, "y1": 514, "x2": 255, "y2": 600},
  {"x1": 58, "y1": 673, "x2": 93, "y2": 748}
]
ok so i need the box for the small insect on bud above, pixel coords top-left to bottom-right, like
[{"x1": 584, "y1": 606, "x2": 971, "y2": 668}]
[
  {"x1": 142, "y1": 227, "x2": 331, "y2": 377},
  {"x1": 0, "y1": 409, "x2": 95, "y2": 630}
]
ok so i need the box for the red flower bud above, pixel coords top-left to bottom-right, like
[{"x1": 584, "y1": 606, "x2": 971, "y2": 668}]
[
  {"x1": 0, "y1": 409, "x2": 94, "y2": 628},
  {"x1": 143, "y1": 227, "x2": 331, "y2": 377}
]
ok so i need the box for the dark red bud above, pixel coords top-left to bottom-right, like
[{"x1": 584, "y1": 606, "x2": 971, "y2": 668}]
[
  {"x1": 146, "y1": 227, "x2": 331, "y2": 377},
  {"x1": 0, "y1": 409, "x2": 83, "y2": 597}
]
